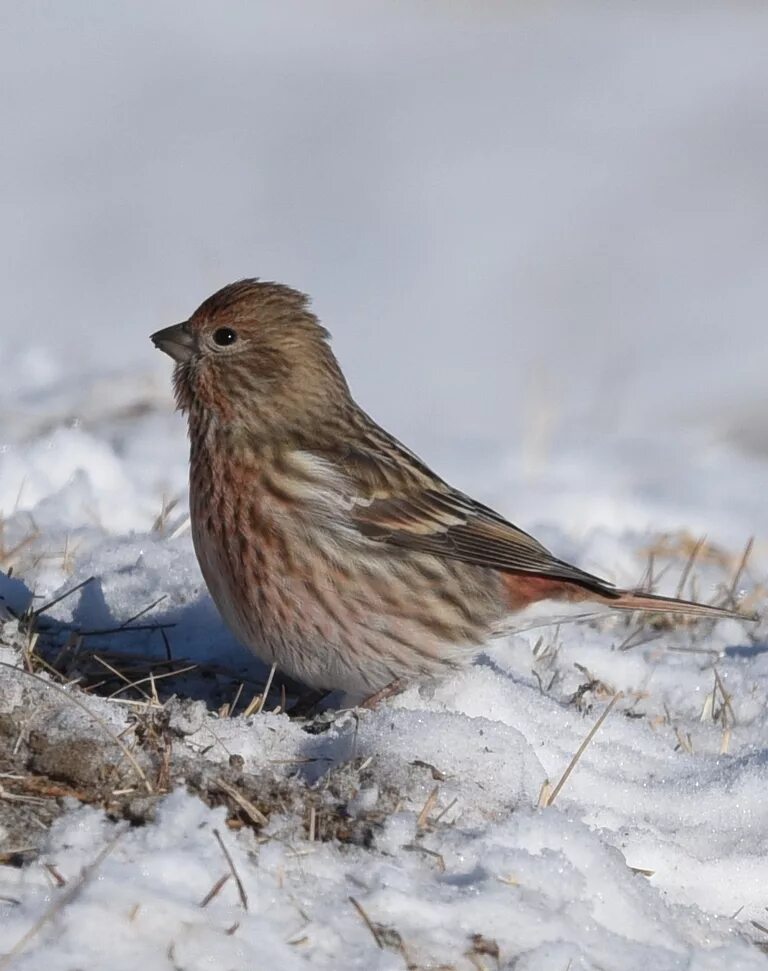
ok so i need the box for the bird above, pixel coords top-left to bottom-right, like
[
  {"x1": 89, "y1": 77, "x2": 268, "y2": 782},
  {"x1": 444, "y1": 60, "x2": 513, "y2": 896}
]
[{"x1": 151, "y1": 279, "x2": 746, "y2": 700}]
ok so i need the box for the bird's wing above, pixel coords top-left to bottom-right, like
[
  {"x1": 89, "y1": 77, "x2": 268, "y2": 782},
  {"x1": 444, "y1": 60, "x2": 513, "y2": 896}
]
[{"x1": 311, "y1": 433, "x2": 614, "y2": 594}]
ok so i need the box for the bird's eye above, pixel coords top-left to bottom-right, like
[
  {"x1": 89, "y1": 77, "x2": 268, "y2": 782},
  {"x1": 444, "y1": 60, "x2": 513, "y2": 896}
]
[{"x1": 212, "y1": 327, "x2": 238, "y2": 347}]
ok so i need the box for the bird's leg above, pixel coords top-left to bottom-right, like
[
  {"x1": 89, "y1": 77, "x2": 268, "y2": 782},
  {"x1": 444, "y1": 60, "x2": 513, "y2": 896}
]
[{"x1": 359, "y1": 678, "x2": 407, "y2": 710}]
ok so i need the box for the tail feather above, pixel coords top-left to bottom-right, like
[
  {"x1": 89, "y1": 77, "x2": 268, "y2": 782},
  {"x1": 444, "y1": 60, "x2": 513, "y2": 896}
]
[{"x1": 608, "y1": 589, "x2": 752, "y2": 621}]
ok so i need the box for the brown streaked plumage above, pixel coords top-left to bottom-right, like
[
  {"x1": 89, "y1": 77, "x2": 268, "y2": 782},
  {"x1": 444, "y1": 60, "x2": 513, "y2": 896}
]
[{"x1": 151, "y1": 279, "x2": 748, "y2": 697}]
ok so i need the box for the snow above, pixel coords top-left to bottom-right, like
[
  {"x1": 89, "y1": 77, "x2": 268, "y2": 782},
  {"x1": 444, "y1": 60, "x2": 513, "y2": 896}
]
[{"x1": 2, "y1": 2, "x2": 768, "y2": 969}]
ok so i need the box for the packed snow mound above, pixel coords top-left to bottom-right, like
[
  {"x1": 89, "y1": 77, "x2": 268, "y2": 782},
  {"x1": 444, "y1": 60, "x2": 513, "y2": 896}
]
[{"x1": 1, "y1": 388, "x2": 766, "y2": 968}]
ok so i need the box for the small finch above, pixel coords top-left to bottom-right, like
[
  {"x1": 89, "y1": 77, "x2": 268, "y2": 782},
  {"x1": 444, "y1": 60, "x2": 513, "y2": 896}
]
[{"x1": 152, "y1": 280, "x2": 744, "y2": 698}]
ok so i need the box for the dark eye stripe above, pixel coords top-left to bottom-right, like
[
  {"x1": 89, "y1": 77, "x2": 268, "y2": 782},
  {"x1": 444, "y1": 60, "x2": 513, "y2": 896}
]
[{"x1": 213, "y1": 327, "x2": 238, "y2": 346}]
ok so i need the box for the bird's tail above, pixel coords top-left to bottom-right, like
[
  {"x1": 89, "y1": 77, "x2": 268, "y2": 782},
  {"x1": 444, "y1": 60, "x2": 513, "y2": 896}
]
[{"x1": 608, "y1": 589, "x2": 750, "y2": 621}]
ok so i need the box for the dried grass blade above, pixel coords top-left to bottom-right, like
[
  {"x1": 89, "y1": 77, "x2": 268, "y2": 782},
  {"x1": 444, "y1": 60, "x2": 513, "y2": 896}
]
[
  {"x1": 545, "y1": 693, "x2": 622, "y2": 807},
  {"x1": 213, "y1": 829, "x2": 248, "y2": 911}
]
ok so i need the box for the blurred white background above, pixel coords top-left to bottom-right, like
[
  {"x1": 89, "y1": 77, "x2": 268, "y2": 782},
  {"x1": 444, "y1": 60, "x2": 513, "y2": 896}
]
[{"x1": 2, "y1": 0, "x2": 767, "y2": 498}]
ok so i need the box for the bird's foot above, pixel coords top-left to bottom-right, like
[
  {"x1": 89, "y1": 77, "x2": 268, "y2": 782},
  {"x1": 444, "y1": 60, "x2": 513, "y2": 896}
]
[{"x1": 359, "y1": 678, "x2": 407, "y2": 710}]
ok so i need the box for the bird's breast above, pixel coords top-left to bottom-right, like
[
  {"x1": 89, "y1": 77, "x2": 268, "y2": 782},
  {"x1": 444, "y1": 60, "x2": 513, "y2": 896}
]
[{"x1": 188, "y1": 440, "x2": 352, "y2": 644}]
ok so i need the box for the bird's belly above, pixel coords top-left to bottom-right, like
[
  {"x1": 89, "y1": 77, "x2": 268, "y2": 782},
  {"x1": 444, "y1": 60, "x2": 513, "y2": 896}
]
[{"x1": 189, "y1": 460, "x2": 505, "y2": 694}]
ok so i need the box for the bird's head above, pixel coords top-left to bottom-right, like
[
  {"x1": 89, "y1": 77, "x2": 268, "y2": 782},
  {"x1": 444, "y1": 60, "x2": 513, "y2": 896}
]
[{"x1": 151, "y1": 279, "x2": 351, "y2": 439}]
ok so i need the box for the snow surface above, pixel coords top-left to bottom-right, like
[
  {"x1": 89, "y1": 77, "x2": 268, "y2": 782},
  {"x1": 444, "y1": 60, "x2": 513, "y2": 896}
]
[{"x1": 2, "y1": 2, "x2": 768, "y2": 969}]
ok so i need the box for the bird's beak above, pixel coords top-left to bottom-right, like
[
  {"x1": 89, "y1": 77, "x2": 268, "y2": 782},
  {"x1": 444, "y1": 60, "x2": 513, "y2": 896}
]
[{"x1": 150, "y1": 321, "x2": 195, "y2": 363}]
